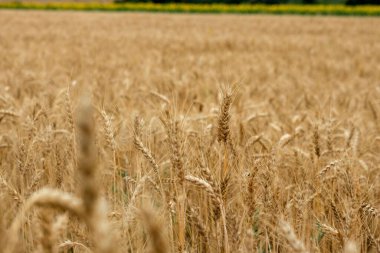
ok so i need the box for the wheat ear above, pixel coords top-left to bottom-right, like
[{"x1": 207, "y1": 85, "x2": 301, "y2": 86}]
[
  {"x1": 133, "y1": 116, "x2": 159, "y2": 172},
  {"x1": 279, "y1": 218, "x2": 309, "y2": 253},
  {"x1": 4, "y1": 188, "x2": 84, "y2": 253}
]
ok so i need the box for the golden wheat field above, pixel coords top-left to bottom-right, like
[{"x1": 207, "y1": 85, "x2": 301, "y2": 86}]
[{"x1": 0, "y1": 10, "x2": 380, "y2": 253}]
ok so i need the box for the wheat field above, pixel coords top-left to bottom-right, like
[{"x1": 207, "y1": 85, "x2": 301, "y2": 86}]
[{"x1": 0, "y1": 10, "x2": 379, "y2": 253}]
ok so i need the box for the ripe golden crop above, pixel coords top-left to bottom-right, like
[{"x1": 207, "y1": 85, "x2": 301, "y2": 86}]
[{"x1": 0, "y1": 10, "x2": 379, "y2": 253}]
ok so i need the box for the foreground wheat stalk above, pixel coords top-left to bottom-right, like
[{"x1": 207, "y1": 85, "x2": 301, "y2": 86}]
[{"x1": 4, "y1": 96, "x2": 115, "y2": 253}]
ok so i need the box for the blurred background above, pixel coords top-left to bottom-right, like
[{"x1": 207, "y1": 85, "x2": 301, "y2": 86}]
[{"x1": 0, "y1": 0, "x2": 378, "y2": 5}]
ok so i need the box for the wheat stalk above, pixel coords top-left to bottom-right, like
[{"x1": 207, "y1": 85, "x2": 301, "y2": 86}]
[
  {"x1": 77, "y1": 96, "x2": 115, "y2": 253},
  {"x1": 139, "y1": 207, "x2": 168, "y2": 253}
]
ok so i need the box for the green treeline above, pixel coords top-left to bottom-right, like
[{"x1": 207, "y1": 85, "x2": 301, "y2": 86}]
[
  {"x1": 115, "y1": 0, "x2": 379, "y2": 4},
  {"x1": 0, "y1": 1, "x2": 379, "y2": 15}
]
